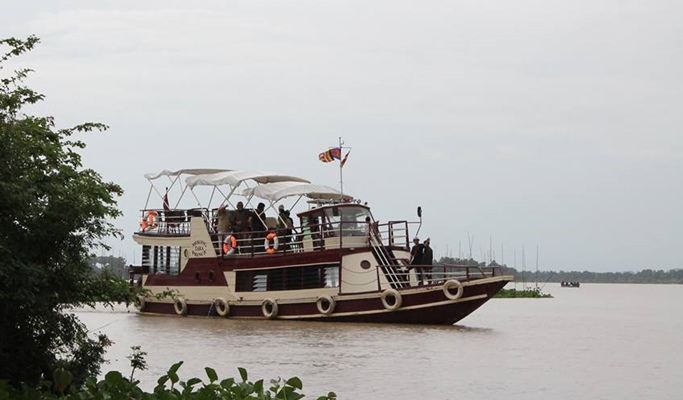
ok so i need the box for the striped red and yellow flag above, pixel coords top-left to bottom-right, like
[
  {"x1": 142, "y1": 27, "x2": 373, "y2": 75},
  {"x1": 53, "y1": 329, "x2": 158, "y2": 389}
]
[{"x1": 318, "y1": 147, "x2": 342, "y2": 163}]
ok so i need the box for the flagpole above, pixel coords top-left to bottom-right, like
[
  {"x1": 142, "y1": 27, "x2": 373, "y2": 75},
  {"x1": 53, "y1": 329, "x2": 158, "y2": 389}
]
[{"x1": 339, "y1": 136, "x2": 344, "y2": 201}]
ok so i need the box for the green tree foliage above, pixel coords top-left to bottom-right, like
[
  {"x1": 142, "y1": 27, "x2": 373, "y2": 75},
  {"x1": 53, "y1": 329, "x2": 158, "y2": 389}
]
[{"x1": 0, "y1": 36, "x2": 129, "y2": 387}]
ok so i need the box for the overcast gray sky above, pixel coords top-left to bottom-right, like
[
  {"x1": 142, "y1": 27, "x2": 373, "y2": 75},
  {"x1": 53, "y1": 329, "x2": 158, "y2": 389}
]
[{"x1": 3, "y1": 0, "x2": 681, "y2": 272}]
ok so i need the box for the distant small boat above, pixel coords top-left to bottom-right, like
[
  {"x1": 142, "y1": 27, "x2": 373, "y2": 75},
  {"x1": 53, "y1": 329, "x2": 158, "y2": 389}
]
[{"x1": 560, "y1": 281, "x2": 580, "y2": 288}]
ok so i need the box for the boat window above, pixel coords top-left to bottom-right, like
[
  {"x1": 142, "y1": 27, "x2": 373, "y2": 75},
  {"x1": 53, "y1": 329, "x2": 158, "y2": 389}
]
[
  {"x1": 252, "y1": 274, "x2": 267, "y2": 292},
  {"x1": 235, "y1": 264, "x2": 340, "y2": 292},
  {"x1": 324, "y1": 265, "x2": 339, "y2": 287},
  {"x1": 323, "y1": 206, "x2": 371, "y2": 237},
  {"x1": 142, "y1": 245, "x2": 180, "y2": 275}
]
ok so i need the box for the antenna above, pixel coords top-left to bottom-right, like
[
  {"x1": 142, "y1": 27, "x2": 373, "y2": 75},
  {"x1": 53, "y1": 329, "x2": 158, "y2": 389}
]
[
  {"x1": 522, "y1": 245, "x2": 526, "y2": 290},
  {"x1": 535, "y1": 245, "x2": 540, "y2": 290},
  {"x1": 489, "y1": 235, "x2": 493, "y2": 264},
  {"x1": 514, "y1": 248, "x2": 517, "y2": 289},
  {"x1": 338, "y1": 137, "x2": 344, "y2": 199}
]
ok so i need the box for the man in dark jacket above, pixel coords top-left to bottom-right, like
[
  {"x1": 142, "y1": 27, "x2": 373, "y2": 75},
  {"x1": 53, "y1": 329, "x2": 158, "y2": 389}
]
[
  {"x1": 252, "y1": 202, "x2": 267, "y2": 235},
  {"x1": 422, "y1": 238, "x2": 434, "y2": 284},
  {"x1": 410, "y1": 237, "x2": 425, "y2": 284}
]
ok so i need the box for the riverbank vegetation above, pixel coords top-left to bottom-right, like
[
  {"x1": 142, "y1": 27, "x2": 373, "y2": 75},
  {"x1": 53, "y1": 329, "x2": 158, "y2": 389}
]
[
  {"x1": 0, "y1": 347, "x2": 335, "y2": 399},
  {"x1": 494, "y1": 287, "x2": 553, "y2": 298},
  {"x1": 436, "y1": 257, "x2": 683, "y2": 284}
]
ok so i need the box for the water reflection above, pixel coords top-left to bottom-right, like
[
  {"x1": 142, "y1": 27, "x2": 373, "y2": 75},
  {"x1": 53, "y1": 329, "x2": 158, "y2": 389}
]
[{"x1": 77, "y1": 306, "x2": 496, "y2": 394}]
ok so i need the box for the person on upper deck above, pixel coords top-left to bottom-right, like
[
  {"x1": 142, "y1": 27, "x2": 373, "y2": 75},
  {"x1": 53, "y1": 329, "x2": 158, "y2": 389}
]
[
  {"x1": 422, "y1": 238, "x2": 434, "y2": 284},
  {"x1": 411, "y1": 237, "x2": 425, "y2": 285},
  {"x1": 277, "y1": 205, "x2": 289, "y2": 229},
  {"x1": 250, "y1": 202, "x2": 267, "y2": 236},
  {"x1": 232, "y1": 201, "x2": 250, "y2": 243},
  {"x1": 277, "y1": 205, "x2": 293, "y2": 249},
  {"x1": 216, "y1": 205, "x2": 231, "y2": 234}
]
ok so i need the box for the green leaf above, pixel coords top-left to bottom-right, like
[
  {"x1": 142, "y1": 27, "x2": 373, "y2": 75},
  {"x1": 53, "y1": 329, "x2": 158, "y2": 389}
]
[
  {"x1": 286, "y1": 376, "x2": 303, "y2": 390},
  {"x1": 168, "y1": 361, "x2": 184, "y2": 375},
  {"x1": 167, "y1": 361, "x2": 183, "y2": 384},
  {"x1": 157, "y1": 375, "x2": 170, "y2": 386},
  {"x1": 220, "y1": 377, "x2": 236, "y2": 390},
  {"x1": 168, "y1": 371, "x2": 179, "y2": 385},
  {"x1": 254, "y1": 379, "x2": 264, "y2": 394},
  {"x1": 186, "y1": 377, "x2": 202, "y2": 387},
  {"x1": 238, "y1": 367, "x2": 248, "y2": 382},
  {"x1": 205, "y1": 367, "x2": 218, "y2": 383}
]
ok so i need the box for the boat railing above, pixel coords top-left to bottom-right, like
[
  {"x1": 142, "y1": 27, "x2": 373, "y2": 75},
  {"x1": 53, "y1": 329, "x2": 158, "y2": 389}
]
[
  {"x1": 368, "y1": 263, "x2": 503, "y2": 288},
  {"x1": 137, "y1": 208, "x2": 209, "y2": 236},
  {"x1": 214, "y1": 230, "x2": 308, "y2": 256},
  {"x1": 436, "y1": 263, "x2": 502, "y2": 280},
  {"x1": 213, "y1": 219, "x2": 411, "y2": 257}
]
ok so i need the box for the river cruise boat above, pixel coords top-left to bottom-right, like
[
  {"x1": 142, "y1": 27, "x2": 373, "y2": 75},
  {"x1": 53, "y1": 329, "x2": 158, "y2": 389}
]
[{"x1": 129, "y1": 169, "x2": 512, "y2": 325}]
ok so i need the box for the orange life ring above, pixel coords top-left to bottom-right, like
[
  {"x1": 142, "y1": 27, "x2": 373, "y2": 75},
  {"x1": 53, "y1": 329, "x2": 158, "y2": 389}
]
[
  {"x1": 140, "y1": 211, "x2": 158, "y2": 231},
  {"x1": 222, "y1": 235, "x2": 237, "y2": 255},
  {"x1": 264, "y1": 232, "x2": 279, "y2": 254}
]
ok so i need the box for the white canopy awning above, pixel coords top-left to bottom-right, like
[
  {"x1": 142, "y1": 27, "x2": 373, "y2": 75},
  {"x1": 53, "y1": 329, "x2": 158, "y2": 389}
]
[
  {"x1": 243, "y1": 182, "x2": 343, "y2": 202},
  {"x1": 186, "y1": 170, "x2": 310, "y2": 188},
  {"x1": 144, "y1": 169, "x2": 230, "y2": 181},
  {"x1": 241, "y1": 181, "x2": 306, "y2": 199}
]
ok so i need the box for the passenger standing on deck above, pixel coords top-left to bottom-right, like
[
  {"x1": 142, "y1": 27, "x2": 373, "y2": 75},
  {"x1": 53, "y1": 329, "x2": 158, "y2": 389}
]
[
  {"x1": 364, "y1": 216, "x2": 372, "y2": 243},
  {"x1": 277, "y1": 205, "x2": 293, "y2": 249},
  {"x1": 216, "y1": 205, "x2": 231, "y2": 234},
  {"x1": 422, "y1": 238, "x2": 434, "y2": 284},
  {"x1": 411, "y1": 237, "x2": 425, "y2": 285},
  {"x1": 250, "y1": 202, "x2": 268, "y2": 240},
  {"x1": 232, "y1": 202, "x2": 250, "y2": 250}
]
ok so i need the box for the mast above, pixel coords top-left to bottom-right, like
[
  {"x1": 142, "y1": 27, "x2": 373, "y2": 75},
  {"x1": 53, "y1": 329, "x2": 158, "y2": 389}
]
[
  {"x1": 535, "y1": 245, "x2": 539, "y2": 290},
  {"x1": 338, "y1": 136, "x2": 344, "y2": 199}
]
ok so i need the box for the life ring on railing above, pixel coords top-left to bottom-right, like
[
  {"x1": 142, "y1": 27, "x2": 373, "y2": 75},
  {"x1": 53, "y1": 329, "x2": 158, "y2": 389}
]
[
  {"x1": 442, "y1": 279, "x2": 464, "y2": 300},
  {"x1": 222, "y1": 235, "x2": 237, "y2": 255},
  {"x1": 140, "y1": 211, "x2": 158, "y2": 231},
  {"x1": 264, "y1": 232, "x2": 279, "y2": 254},
  {"x1": 214, "y1": 297, "x2": 230, "y2": 317},
  {"x1": 316, "y1": 295, "x2": 336, "y2": 315},
  {"x1": 380, "y1": 288, "x2": 402, "y2": 310},
  {"x1": 262, "y1": 298, "x2": 279, "y2": 319},
  {"x1": 174, "y1": 298, "x2": 188, "y2": 316},
  {"x1": 134, "y1": 295, "x2": 145, "y2": 311}
]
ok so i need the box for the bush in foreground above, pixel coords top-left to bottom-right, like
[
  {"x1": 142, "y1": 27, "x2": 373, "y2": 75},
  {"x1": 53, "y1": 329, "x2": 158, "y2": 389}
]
[{"x1": 0, "y1": 362, "x2": 336, "y2": 400}]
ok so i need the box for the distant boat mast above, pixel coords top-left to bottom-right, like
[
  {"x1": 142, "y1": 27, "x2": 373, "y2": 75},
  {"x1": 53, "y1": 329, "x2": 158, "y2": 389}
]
[{"x1": 535, "y1": 245, "x2": 539, "y2": 290}]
